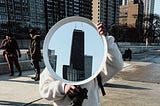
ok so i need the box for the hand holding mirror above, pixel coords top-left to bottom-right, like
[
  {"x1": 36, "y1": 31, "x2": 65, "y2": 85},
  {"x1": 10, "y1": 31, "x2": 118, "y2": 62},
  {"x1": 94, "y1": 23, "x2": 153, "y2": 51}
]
[{"x1": 43, "y1": 16, "x2": 107, "y2": 85}]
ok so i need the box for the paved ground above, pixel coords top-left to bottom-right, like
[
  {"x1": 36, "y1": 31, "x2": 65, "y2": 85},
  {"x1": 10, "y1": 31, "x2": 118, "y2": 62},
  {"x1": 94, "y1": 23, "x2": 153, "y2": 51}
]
[
  {"x1": 101, "y1": 61, "x2": 160, "y2": 106},
  {"x1": 0, "y1": 70, "x2": 52, "y2": 106},
  {"x1": 0, "y1": 61, "x2": 160, "y2": 106}
]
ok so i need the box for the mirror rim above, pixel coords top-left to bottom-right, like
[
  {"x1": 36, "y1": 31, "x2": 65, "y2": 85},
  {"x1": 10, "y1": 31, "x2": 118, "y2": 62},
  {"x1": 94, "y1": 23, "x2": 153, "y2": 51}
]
[{"x1": 43, "y1": 16, "x2": 107, "y2": 85}]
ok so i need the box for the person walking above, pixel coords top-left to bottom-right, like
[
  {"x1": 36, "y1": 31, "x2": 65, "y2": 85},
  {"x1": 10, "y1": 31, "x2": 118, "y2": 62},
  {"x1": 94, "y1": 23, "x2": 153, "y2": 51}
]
[
  {"x1": 0, "y1": 34, "x2": 22, "y2": 76},
  {"x1": 29, "y1": 29, "x2": 41, "y2": 81}
]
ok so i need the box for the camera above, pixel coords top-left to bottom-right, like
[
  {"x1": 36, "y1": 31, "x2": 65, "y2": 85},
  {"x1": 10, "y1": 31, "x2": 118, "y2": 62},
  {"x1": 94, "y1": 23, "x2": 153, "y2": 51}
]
[{"x1": 69, "y1": 86, "x2": 88, "y2": 106}]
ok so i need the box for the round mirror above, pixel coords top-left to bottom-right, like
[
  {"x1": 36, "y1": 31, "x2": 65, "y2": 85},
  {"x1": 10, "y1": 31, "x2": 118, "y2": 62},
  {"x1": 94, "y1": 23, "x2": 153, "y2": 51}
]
[{"x1": 43, "y1": 16, "x2": 107, "y2": 85}]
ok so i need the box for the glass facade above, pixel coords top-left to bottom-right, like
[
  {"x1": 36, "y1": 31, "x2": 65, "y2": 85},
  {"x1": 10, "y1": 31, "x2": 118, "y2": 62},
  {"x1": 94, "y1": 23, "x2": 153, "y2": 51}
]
[{"x1": 0, "y1": 0, "x2": 93, "y2": 39}]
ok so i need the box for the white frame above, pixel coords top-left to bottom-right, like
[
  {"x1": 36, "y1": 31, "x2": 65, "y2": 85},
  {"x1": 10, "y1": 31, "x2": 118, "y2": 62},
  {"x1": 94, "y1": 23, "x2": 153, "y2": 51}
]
[{"x1": 43, "y1": 16, "x2": 107, "y2": 85}]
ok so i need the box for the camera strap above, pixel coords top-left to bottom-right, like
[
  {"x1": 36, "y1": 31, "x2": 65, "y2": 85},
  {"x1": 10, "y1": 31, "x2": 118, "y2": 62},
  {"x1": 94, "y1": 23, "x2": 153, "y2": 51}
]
[{"x1": 97, "y1": 74, "x2": 106, "y2": 96}]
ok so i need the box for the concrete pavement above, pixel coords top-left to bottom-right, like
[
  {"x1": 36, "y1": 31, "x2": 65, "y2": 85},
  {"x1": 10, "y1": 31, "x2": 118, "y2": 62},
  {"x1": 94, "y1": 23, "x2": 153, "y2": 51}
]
[
  {"x1": 102, "y1": 61, "x2": 160, "y2": 106},
  {"x1": 0, "y1": 70, "x2": 52, "y2": 106},
  {"x1": 0, "y1": 61, "x2": 160, "y2": 106}
]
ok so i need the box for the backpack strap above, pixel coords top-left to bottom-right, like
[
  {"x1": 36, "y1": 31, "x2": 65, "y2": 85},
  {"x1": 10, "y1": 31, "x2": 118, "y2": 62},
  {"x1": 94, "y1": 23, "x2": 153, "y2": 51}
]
[{"x1": 97, "y1": 74, "x2": 106, "y2": 96}]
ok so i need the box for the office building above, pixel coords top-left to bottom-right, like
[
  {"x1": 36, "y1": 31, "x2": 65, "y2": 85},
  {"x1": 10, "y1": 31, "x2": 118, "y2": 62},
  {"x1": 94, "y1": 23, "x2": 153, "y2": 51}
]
[
  {"x1": 0, "y1": 0, "x2": 93, "y2": 39},
  {"x1": 120, "y1": 0, "x2": 129, "y2": 5},
  {"x1": 63, "y1": 29, "x2": 85, "y2": 81},
  {"x1": 48, "y1": 49, "x2": 57, "y2": 72},
  {"x1": 45, "y1": 0, "x2": 92, "y2": 31},
  {"x1": 0, "y1": 0, "x2": 30, "y2": 38},
  {"x1": 29, "y1": 0, "x2": 46, "y2": 37},
  {"x1": 92, "y1": 0, "x2": 120, "y2": 28},
  {"x1": 70, "y1": 29, "x2": 85, "y2": 81},
  {"x1": 84, "y1": 55, "x2": 92, "y2": 79},
  {"x1": 63, "y1": 55, "x2": 93, "y2": 81},
  {"x1": 119, "y1": 0, "x2": 144, "y2": 41},
  {"x1": 127, "y1": 0, "x2": 143, "y2": 27},
  {"x1": 120, "y1": 0, "x2": 155, "y2": 15},
  {"x1": 62, "y1": 29, "x2": 93, "y2": 81},
  {"x1": 142, "y1": 0, "x2": 155, "y2": 15},
  {"x1": 119, "y1": 0, "x2": 143, "y2": 27}
]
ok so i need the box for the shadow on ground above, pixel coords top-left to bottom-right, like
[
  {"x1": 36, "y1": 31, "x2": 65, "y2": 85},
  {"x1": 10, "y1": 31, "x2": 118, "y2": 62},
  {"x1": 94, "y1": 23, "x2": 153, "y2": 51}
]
[
  {"x1": 0, "y1": 100, "x2": 52, "y2": 106},
  {"x1": 104, "y1": 83, "x2": 151, "y2": 90}
]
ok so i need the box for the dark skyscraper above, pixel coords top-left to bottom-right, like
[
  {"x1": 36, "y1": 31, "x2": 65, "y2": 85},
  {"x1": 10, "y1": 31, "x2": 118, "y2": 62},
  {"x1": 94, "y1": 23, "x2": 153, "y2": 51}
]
[
  {"x1": 70, "y1": 29, "x2": 84, "y2": 71},
  {"x1": 70, "y1": 29, "x2": 85, "y2": 81},
  {"x1": 63, "y1": 29, "x2": 85, "y2": 81}
]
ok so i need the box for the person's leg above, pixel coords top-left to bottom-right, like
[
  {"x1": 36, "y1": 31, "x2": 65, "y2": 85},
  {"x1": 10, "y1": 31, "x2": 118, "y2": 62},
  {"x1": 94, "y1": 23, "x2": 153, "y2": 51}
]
[
  {"x1": 13, "y1": 56, "x2": 22, "y2": 76},
  {"x1": 32, "y1": 60, "x2": 40, "y2": 81},
  {"x1": 5, "y1": 54, "x2": 14, "y2": 76}
]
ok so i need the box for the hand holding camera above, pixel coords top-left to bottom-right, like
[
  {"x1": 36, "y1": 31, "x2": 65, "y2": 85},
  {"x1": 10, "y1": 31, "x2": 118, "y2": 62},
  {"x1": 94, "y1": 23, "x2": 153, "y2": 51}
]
[{"x1": 64, "y1": 85, "x2": 88, "y2": 106}]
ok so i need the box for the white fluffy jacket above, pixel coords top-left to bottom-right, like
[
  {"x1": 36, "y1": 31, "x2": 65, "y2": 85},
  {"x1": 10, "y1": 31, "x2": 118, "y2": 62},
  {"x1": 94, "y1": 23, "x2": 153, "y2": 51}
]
[{"x1": 39, "y1": 36, "x2": 124, "y2": 106}]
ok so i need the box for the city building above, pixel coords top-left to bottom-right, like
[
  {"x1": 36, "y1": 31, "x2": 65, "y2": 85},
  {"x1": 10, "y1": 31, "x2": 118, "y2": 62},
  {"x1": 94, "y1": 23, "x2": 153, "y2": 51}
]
[
  {"x1": 142, "y1": 0, "x2": 155, "y2": 15},
  {"x1": 63, "y1": 29, "x2": 85, "y2": 81},
  {"x1": 124, "y1": 0, "x2": 129, "y2": 5},
  {"x1": 44, "y1": 0, "x2": 65, "y2": 32},
  {"x1": 0, "y1": 0, "x2": 8, "y2": 38},
  {"x1": 0, "y1": 0, "x2": 30, "y2": 38},
  {"x1": 127, "y1": 0, "x2": 143, "y2": 27},
  {"x1": 92, "y1": 0, "x2": 120, "y2": 28},
  {"x1": 119, "y1": 0, "x2": 143, "y2": 27},
  {"x1": 120, "y1": 0, "x2": 155, "y2": 15},
  {"x1": 29, "y1": 0, "x2": 46, "y2": 37},
  {"x1": 63, "y1": 65, "x2": 79, "y2": 81},
  {"x1": 45, "y1": 0, "x2": 92, "y2": 32},
  {"x1": 120, "y1": 0, "x2": 129, "y2": 5},
  {"x1": 84, "y1": 55, "x2": 92, "y2": 79},
  {"x1": 119, "y1": 0, "x2": 144, "y2": 41},
  {"x1": 48, "y1": 49, "x2": 57, "y2": 72},
  {"x1": 0, "y1": 0, "x2": 93, "y2": 39},
  {"x1": 119, "y1": 5, "x2": 128, "y2": 25}
]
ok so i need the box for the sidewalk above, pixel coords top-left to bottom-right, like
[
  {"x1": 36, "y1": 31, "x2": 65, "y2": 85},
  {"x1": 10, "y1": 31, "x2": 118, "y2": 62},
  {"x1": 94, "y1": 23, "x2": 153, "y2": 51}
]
[
  {"x1": 102, "y1": 61, "x2": 160, "y2": 106},
  {"x1": 0, "y1": 61, "x2": 160, "y2": 106},
  {"x1": 0, "y1": 70, "x2": 52, "y2": 106}
]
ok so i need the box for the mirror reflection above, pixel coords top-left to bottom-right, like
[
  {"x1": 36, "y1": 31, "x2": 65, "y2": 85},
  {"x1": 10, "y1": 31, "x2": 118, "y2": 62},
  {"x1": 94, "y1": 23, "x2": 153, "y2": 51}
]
[{"x1": 48, "y1": 21, "x2": 104, "y2": 81}]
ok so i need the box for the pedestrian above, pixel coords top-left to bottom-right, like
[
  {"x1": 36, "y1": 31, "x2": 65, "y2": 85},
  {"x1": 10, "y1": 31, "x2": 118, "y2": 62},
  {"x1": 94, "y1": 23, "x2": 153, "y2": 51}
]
[
  {"x1": 123, "y1": 48, "x2": 132, "y2": 61},
  {"x1": 29, "y1": 29, "x2": 41, "y2": 81},
  {"x1": 127, "y1": 48, "x2": 132, "y2": 61},
  {"x1": 39, "y1": 22, "x2": 124, "y2": 106},
  {"x1": 0, "y1": 34, "x2": 22, "y2": 76}
]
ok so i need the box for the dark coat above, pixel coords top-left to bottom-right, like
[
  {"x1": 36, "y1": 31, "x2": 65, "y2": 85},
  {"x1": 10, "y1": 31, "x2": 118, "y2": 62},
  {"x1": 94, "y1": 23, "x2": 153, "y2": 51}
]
[
  {"x1": 29, "y1": 35, "x2": 41, "y2": 61},
  {"x1": 0, "y1": 38, "x2": 21, "y2": 57}
]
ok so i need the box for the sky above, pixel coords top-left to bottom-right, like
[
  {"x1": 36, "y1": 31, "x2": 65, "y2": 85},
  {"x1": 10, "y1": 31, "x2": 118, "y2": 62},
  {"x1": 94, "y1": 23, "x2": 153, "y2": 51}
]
[
  {"x1": 48, "y1": 21, "x2": 104, "y2": 77},
  {"x1": 154, "y1": 0, "x2": 160, "y2": 15}
]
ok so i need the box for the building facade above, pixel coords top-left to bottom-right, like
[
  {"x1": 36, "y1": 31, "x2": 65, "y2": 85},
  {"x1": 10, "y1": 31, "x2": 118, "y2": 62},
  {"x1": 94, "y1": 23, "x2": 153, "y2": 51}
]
[
  {"x1": 119, "y1": 0, "x2": 143, "y2": 27},
  {"x1": 45, "y1": 0, "x2": 92, "y2": 32},
  {"x1": 142, "y1": 0, "x2": 155, "y2": 15},
  {"x1": 118, "y1": 0, "x2": 144, "y2": 41},
  {"x1": 0, "y1": 0, "x2": 30, "y2": 38},
  {"x1": 120, "y1": 0, "x2": 155, "y2": 15},
  {"x1": 63, "y1": 29, "x2": 85, "y2": 81},
  {"x1": 29, "y1": 0, "x2": 46, "y2": 37},
  {"x1": 92, "y1": 0, "x2": 120, "y2": 28},
  {"x1": 120, "y1": 0, "x2": 129, "y2": 5},
  {"x1": 0, "y1": 0, "x2": 93, "y2": 39},
  {"x1": 84, "y1": 55, "x2": 92, "y2": 79}
]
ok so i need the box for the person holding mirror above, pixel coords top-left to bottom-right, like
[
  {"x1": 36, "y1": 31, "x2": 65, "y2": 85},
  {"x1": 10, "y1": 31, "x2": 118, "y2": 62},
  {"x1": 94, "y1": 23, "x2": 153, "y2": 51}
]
[
  {"x1": 39, "y1": 22, "x2": 123, "y2": 106},
  {"x1": 29, "y1": 29, "x2": 41, "y2": 81}
]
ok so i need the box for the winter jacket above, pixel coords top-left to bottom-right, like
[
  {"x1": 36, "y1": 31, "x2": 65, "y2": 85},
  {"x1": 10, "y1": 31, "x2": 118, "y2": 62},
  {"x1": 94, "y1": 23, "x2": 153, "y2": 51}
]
[
  {"x1": 29, "y1": 35, "x2": 41, "y2": 61},
  {"x1": 39, "y1": 36, "x2": 124, "y2": 106},
  {"x1": 0, "y1": 38, "x2": 21, "y2": 57}
]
